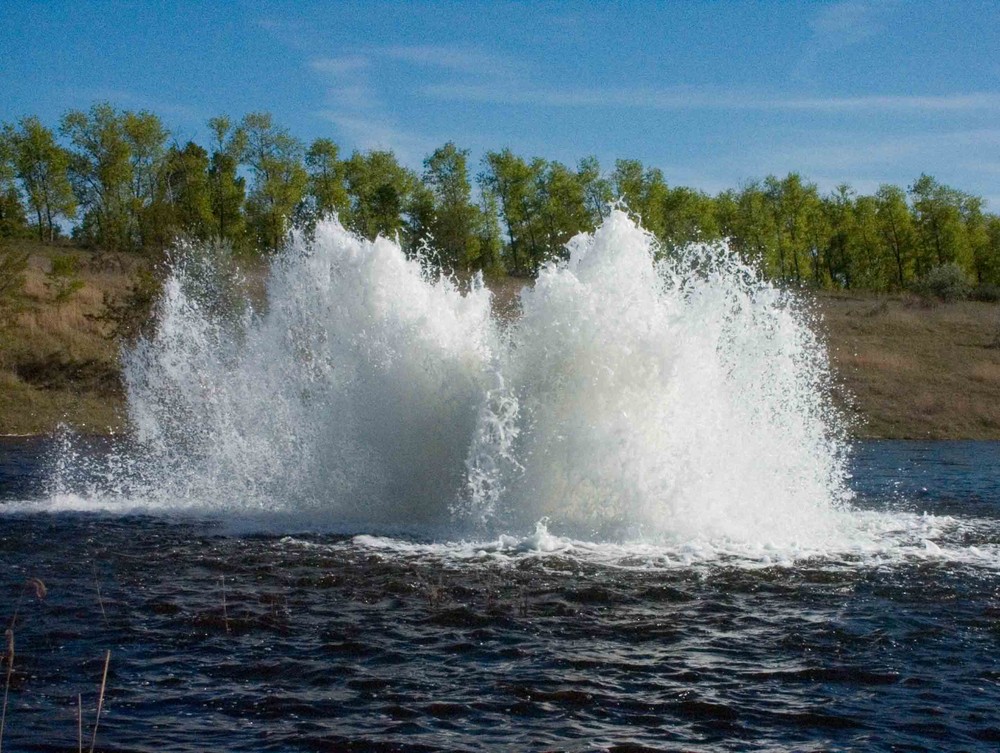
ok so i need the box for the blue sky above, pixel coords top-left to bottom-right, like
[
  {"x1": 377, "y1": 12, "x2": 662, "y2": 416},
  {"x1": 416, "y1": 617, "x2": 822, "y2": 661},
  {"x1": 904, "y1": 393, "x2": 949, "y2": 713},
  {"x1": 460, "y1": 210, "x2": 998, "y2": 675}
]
[{"x1": 2, "y1": 0, "x2": 999, "y2": 206}]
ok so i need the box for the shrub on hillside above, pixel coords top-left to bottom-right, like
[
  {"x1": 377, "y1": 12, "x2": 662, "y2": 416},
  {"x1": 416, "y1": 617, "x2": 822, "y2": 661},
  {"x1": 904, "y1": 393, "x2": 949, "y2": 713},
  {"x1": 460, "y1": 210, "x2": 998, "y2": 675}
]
[
  {"x1": 971, "y1": 283, "x2": 1000, "y2": 303},
  {"x1": 91, "y1": 267, "x2": 161, "y2": 342},
  {"x1": 914, "y1": 263, "x2": 971, "y2": 303},
  {"x1": 0, "y1": 245, "x2": 29, "y2": 368},
  {"x1": 45, "y1": 253, "x2": 85, "y2": 305},
  {"x1": 0, "y1": 245, "x2": 28, "y2": 321}
]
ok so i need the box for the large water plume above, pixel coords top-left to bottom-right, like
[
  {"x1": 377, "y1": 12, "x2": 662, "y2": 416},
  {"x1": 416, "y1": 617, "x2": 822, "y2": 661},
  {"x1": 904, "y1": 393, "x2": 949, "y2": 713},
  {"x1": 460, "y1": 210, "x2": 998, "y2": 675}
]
[{"x1": 48, "y1": 211, "x2": 857, "y2": 547}]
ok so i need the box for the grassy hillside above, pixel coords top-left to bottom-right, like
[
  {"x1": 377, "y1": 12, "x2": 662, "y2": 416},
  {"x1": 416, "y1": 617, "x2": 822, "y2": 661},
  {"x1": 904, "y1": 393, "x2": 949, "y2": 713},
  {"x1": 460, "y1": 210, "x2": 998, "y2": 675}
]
[
  {"x1": 818, "y1": 292, "x2": 1000, "y2": 439},
  {"x1": 1, "y1": 241, "x2": 999, "y2": 438},
  {"x1": 0, "y1": 240, "x2": 136, "y2": 435}
]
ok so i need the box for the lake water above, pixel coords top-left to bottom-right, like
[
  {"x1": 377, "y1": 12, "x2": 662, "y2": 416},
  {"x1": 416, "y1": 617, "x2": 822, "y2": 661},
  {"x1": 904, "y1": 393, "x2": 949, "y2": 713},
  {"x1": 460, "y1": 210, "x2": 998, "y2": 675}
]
[{"x1": 1, "y1": 437, "x2": 998, "y2": 752}]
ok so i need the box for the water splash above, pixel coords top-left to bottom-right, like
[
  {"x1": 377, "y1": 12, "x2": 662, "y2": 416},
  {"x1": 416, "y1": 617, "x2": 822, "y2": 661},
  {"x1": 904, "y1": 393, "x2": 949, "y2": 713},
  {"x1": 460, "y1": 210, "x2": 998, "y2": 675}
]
[
  {"x1": 471, "y1": 212, "x2": 851, "y2": 545},
  {"x1": 46, "y1": 211, "x2": 857, "y2": 548},
  {"x1": 115, "y1": 219, "x2": 497, "y2": 528}
]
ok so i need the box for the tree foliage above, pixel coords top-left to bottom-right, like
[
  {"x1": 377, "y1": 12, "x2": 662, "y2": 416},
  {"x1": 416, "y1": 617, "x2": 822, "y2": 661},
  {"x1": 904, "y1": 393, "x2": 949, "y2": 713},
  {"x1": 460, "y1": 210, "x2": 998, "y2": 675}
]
[
  {"x1": 0, "y1": 102, "x2": 997, "y2": 298},
  {"x1": 0, "y1": 126, "x2": 30, "y2": 239},
  {"x1": 6, "y1": 117, "x2": 76, "y2": 241},
  {"x1": 239, "y1": 113, "x2": 308, "y2": 253},
  {"x1": 305, "y1": 137, "x2": 349, "y2": 223},
  {"x1": 206, "y1": 116, "x2": 247, "y2": 249},
  {"x1": 343, "y1": 150, "x2": 420, "y2": 244},
  {"x1": 164, "y1": 142, "x2": 214, "y2": 239},
  {"x1": 45, "y1": 253, "x2": 85, "y2": 305}
]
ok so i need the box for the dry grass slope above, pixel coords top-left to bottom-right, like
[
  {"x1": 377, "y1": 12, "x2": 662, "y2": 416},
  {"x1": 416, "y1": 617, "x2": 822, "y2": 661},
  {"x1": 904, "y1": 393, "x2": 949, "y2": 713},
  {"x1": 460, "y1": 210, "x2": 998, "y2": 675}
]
[
  {"x1": 817, "y1": 292, "x2": 1000, "y2": 439},
  {"x1": 0, "y1": 241, "x2": 136, "y2": 435}
]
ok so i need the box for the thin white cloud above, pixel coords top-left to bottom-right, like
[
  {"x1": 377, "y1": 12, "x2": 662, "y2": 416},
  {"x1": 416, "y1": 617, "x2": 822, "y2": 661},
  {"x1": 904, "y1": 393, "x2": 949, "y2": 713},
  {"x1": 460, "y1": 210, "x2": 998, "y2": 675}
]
[
  {"x1": 808, "y1": 1, "x2": 886, "y2": 49},
  {"x1": 306, "y1": 44, "x2": 518, "y2": 166},
  {"x1": 382, "y1": 45, "x2": 516, "y2": 76},
  {"x1": 324, "y1": 85, "x2": 380, "y2": 112},
  {"x1": 782, "y1": 93, "x2": 1000, "y2": 112},
  {"x1": 962, "y1": 160, "x2": 1000, "y2": 175},
  {"x1": 309, "y1": 53, "x2": 431, "y2": 164},
  {"x1": 419, "y1": 82, "x2": 1000, "y2": 114},
  {"x1": 310, "y1": 55, "x2": 370, "y2": 76},
  {"x1": 70, "y1": 88, "x2": 205, "y2": 122},
  {"x1": 796, "y1": 1, "x2": 895, "y2": 82},
  {"x1": 783, "y1": 128, "x2": 1000, "y2": 166},
  {"x1": 318, "y1": 110, "x2": 435, "y2": 166}
]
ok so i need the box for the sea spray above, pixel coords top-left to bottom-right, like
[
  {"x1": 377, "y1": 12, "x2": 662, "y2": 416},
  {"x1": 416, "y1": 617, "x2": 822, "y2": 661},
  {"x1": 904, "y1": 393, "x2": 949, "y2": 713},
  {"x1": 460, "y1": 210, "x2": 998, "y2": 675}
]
[
  {"x1": 469, "y1": 211, "x2": 851, "y2": 544},
  {"x1": 118, "y1": 218, "x2": 498, "y2": 525},
  {"x1": 47, "y1": 211, "x2": 854, "y2": 546}
]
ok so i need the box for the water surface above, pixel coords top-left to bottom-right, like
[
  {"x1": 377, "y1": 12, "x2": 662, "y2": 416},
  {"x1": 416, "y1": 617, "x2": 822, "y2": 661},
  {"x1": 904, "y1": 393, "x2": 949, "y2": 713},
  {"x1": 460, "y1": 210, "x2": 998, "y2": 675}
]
[{"x1": 1, "y1": 439, "x2": 998, "y2": 752}]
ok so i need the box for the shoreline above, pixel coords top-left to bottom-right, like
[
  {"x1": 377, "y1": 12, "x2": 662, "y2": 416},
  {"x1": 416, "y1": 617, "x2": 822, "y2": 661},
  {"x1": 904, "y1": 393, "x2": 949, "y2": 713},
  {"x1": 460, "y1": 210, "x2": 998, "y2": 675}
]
[{"x1": 2, "y1": 243, "x2": 999, "y2": 440}]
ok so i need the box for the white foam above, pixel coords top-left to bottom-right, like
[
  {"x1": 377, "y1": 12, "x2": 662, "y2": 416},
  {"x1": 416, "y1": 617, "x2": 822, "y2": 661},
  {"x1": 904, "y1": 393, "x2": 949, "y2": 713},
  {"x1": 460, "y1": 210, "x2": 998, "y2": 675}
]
[{"x1": 271, "y1": 518, "x2": 1000, "y2": 572}]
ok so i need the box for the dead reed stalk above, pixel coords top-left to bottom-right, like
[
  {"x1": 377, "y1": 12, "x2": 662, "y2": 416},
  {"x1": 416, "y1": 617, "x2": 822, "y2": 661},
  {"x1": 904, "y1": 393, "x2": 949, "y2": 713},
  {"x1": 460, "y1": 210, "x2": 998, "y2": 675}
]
[
  {"x1": 221, "y1": 576, "x2": 230, "y2": 634},
  {"x1": 92, "y1": 570, "x2": 107, "y2": 627},
  {"x1": 88, "y1": 650, "x2": 110, "y2": 753},
  {"x1": 6, "y1": 577, "x2": 47, "y2": 634},
  {"x1": 0, "y1": 578, "x2": 46, "y2": 753},
  {"x1": 0, "y1": 629, "x2": 13, "y2": 753},
  {"x1": 77, "y1": 693, "x2": 82, "y2": 753},
  {"x1": 96, "y1": 583, "x2": 107, "y2": 626}
]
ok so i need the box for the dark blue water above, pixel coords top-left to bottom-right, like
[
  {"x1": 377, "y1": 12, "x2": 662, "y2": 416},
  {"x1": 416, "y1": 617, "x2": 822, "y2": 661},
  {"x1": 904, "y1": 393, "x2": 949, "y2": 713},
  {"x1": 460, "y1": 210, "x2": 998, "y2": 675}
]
[{"x1": 1, "y1": 438, "x2": 999, "y2": 752}]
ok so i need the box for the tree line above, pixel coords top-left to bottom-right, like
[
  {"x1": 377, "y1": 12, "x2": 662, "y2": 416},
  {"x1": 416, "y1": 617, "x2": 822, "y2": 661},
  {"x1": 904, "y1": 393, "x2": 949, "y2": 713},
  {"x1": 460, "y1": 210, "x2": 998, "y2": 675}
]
[{"x1": 2, "y1": 102, "x2": 1000, "y2": 294}]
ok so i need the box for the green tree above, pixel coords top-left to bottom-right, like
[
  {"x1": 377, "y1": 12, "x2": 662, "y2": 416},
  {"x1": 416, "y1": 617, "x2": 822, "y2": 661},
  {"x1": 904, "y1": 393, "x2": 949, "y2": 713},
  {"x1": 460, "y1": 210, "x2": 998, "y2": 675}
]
[
  {"x1": 407, "y1": 178, "x2": 436, "y2": 254},
  {"x1": 7, "y1": 117, "x2": 76, "y2": 242},
  {"x1": 984, "y1": 216, "x2": 1000, "y2": 289},
  {"x1": 874, "y1": 184, "x2": 917, "y2": 289},
  {"x1": 305, "y1": 137, "x2": 349, "y2": 222},
  {"x1": 577, "y1": 156, "x2": 611, "y2": 226},
  {"x1": 206, "y1": 116, "x2": 247, "y2": 247},
  {"x1": 535, "y1": 160, "x2": 590, "y2": 256},
  {"x1": 475, "y1": 190, "x2": 505, "y2": 276},
  {"x1": 423, "y1": 142, "x2": 481, "y2": 269},
  {"x1": 909, "y1": 174, "x2": 970, "y2": 275},
  {"x1": 822, "y1": 185, "x2": 856, "y2": 288},
  {"x1": 848, "y1": 192, "x2": 895, "y2": 290},
  {"x1": 0, "y1": 187, "x2": 27, "y2": 239},
  {"x1": 960, "y1": 193, "x2": 995, "y2": 285},
  {"x1": 611, "y1": 159, "x2": 668, "y2": 237},
  {"x1": 611, "y1": 158, "x2": 643, "y2": 207},
  {"x1": 714, "y1": 188, "x2": 740, "y2": 245},
  {"x1": 344, "y1": 149, "x2": 425, "y2": 248},
  {"x1": 659, "y1": 186, "x2": 719, "y2": 250},
  {"x1": 479, "y1": 149, "x2": 547, "y2": 275},
  {"x1": 163, "y1": 141, "x2": 213, "y2": 238},
  {"x1": 122, "y1": 110, "x2": 171, "y2": 250},
  {"x1": 763, "y1": 173, "x2": 823, "y2": 286},
  {"x1": 60, "y1": 103, "x2": 133, "y2": 251},
  {"x1": 715, "y1": 183, "x2": 774, "y2": 271},
  {"x1": 0, "y1": 131, "x2": 28, "y2": 239},
  {"x1": 59, "y1": 104, "x2": 171, "y2": 251},
  {"x1": 239, "y1": 112, "x2": 308, "y2": 253}
]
